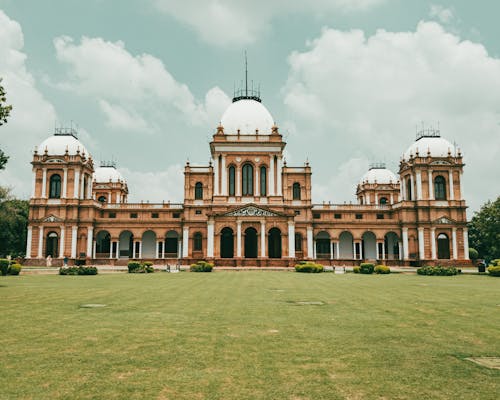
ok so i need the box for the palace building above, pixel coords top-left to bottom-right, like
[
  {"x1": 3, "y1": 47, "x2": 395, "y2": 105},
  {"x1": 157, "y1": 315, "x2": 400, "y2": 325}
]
[{"x1": 25, "y1": 83, "x2": 471, "y2": 267}]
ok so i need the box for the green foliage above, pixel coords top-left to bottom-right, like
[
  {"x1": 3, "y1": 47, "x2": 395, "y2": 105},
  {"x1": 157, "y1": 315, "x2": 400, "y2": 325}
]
[
  {"x1": 295, "y1": 262, "x2": 324, "y2": 273},
  {"x1": 0, "y1": 258, "x2": 10, "y2": 276},
  {"x1": 374, "y1": 264, "x2": 390, "y2": 274},
  {"x1": 8, "y1": 263, "x2": 21, "y2": 275},
  {"x1": 128, "y1": 261, "x2": 154, "y2": 273},
  {"x1": 59, "y1": 266, "x2": 98, "y2": 275},
  {"x1": 359, "y1": 263, "x2": 375, "y2": 274},
  {"x1": 468, "y1": 196, "x2": 500, "y2": 262},
  {"x1": 0, "y1": 187, "x2": 29, "y2": 258},
  {"x1": 487, "y1": 266, "x2": 500, "y2": 276},
  {"x1": 0, "y1": 148, "x2": 8, "y2": 171},
  {"x1": 190, "y1": 261, "x2": 214, "y2": 272},
  {"x1": 417, "y1": 266, "x2": 458, "y2": 276},
  {"x1": 0, "y1": 77, "x2": 12, "y2": 128},
  {"x1": 490, "y1": 259, "x2": 500, "y2": 266},
  {"x1": 468, "y1": 248, "x2": 479, "y2": 261},
  {"x1": 353, "y1": 266, "x2": 360, "y2": 273}
]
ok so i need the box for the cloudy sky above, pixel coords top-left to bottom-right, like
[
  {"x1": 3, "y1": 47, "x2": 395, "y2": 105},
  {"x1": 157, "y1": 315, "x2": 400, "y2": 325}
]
[{"x1": 0, "y1": 0, "x2": 499, "y2": 215}]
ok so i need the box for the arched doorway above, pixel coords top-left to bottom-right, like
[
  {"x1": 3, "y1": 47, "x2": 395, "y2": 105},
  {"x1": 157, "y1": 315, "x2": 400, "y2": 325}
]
[
  {"x1": 142, "y1": 231, "x2": 157, "y2": 258},
  {"x1": 244, "y1": 227, "x2": 257, "y2": 258},
  {"x1": 437, "y1": 233, "x2": 450, "y2": 259},
  {"x1": 339, "y1": 231, "x2": 354, "y2": 258},
  {"x1": 362, "y1": 231, "x2": 377, "y2": 260},
  {"x1": 119, "y1": 231, "x2": 133, "y2": 258},
  {"x1": 268, "y1": 228, "x2": 282, "y2": 258},
  {"x1": 220, "y1": 227, "x2": 234, "y2": 258},
  {"x1": 384, "y1": 232, "x2": 399, "y2": 260},
  {"x1": 96, "y1": 230, "x2": 111, "y2": 257},
  {"x1": 46, "y1": 232, "x2": 59, "y2": 257},
  {"x1": 315, "y1": 231, "x2": 330, "y2": 259},
  {"x1": 165, "y1": 230, "x2": 179, "y2": 257}
]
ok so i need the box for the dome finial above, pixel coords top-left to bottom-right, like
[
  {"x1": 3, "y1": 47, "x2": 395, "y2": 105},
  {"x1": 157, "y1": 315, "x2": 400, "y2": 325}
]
[{"x1": 232, "y1": 51, "x2": 261, "y2": 103}]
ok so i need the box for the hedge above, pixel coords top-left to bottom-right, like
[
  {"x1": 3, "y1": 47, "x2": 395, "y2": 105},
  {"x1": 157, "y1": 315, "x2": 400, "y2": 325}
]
[
  {"x1": 487, "y1": 266, "x2": 500, "y2": 277},
  {"x1": 128, "y1": 261, "x2": 154, "y2": 273},
  {"x1": 59, "y1": 266, "x2": 98, "y2": 275},
  {"x1": 0, "y1": 259, "x2": 10, "y2": 276},
  {"x1": 374, "y1": 265, "x2": 390, "y2": 274},
  {"x1": 417, "y1": 266, "x2": 458, "y2": 276},
  {"x1": 295, "y1": 262, "x2": 323, "y2": 273},
  {"x1": 190, "y1": 261, "x2": 214, "y2": 272},
  {"x1": 359, "y1": 263, "x2": 375, "y2": 274}
]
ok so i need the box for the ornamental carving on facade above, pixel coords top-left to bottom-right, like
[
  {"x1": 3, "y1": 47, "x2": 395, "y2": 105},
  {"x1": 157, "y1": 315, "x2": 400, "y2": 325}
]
[{"x1": 225, "y1": 206, "x2": 278, "y2": 217}]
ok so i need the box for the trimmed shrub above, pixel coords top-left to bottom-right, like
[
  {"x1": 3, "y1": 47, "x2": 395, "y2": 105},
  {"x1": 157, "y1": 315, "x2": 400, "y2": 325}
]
[
  {"x1": 359, "y1": 263, "x2": 375, "y2": 274},
  {"x1": 490, "y1": 259, "x2": 500, "y2": 267},
  {"x1": 487, "y1": 266, "x2": 500, "y2": 277},
  {"x1": 417, "y1": 265, "x2": 458, "y2": 276},
  {"x1": 190, "y1": 261, "x2": 214, "y2": 272},
  {"x1": 142, "y1": 261, "x2": 154, "y2": 273},
  {"x1": 128, "y1": 261, "x2": 142, "y2": 273},
  {"x1": 59, "y1": 266, "x2": 98, "y2": 275},
  {"x1": 468, "y1": 248, "x2": 479, "y2": 261},
  {"x1": 353, "y1": 266, "x2": 360, "y2": 274},
  {"x1": 0, "y1": 259, "x2": 10, "y2": 276},
  {"x1": 8, "y1": 263, "x2": 22, "y2": 275},
  {"x1": 128, "y1": 261, "x2": 155, "y2": 273},
  {"x1": 374, "y1": 264, "x2": 390, "y2": 274},
  {"x1": 295, "y1": 262, "x2": 324, "y2": 273}
]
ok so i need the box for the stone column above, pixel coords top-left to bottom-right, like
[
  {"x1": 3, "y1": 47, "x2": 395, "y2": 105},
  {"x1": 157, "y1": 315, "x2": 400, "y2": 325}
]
[
  {"x1": 288, "y1": 221, "x2": 295, "y2": 258},
  {"x1": 401, "y1": 177, "x2": 405, "y2": 201},
  {"x1": 214, "y1": 157, "x2": 219, "y2": 196},
  {"x1": 182, "y1": 227, "x2": 189, "y2": 258},
  {"x1": 59, "y1": 226, "x2": 65, "y2": 258},
  {"x1": 177, "y1": 240, "x2": 181, "y2": 259},
  {"x1": 390, "y1": 193, "x2": 394, "y2": 204},
  {"x1": 277, "y1": 157, "x2": 282, "y2": 196},
  {"x1": 330, "y1": 240, "x2": 334, "y2": 259},
  {"x1": 418, "y1": 228, "x2": 425, "y2": 260},
  {"x1": 402, "y1": 227, "x2": 409, "y2": 260},
  {"x1": 236, "y1": 221, "x2": 242, "y2": 257},
  {"x1": 109, "y1": 241, "x2": 113, "y2": 259},
  {"x1": 428, "y1": 170, "x2": 434, "y2": 200},
  {"x1": 162, "y1": 241, "x2": 166, "y2": 258},
  {"x1": 416, "y1": 170, "x2": 422, "y2": 200},
  {"x1": 155, "y1": 241, "x2": 160, "y2": 259},
  {"x1": 269, "y1": 156, "x2": 275, "y2": 196},
  {"x1": 108, "y1": 191, "x2": 112, "y2": 203},
  {"x1": 116, "y1": 193, "x2": 120, "y2": 204},
  {"x1": 410, "y1": 174, "x2": 415, "y2": 201},
  {"x1": 255, "y1": 166, "x2": 260, "y2": 197},
  {"x1": 381, "y1": 242, "x2": 386, "y2": 260},
  {"x1": 452, "y1": 227, "x2": 457, "y2": 260},
  {"x1": 359, "y1": 241, "x2": 363, "y2": 260},
  {"x1": 87, "y1": 178, "x2": 92, "y2": 199},
  {"x1": 74, "y1": 169, "x2": 80, "y2": 199},
  {"x1": 71, "y1": 226, "x2": 77, "y2": 258},
  {"x1": 352, "y1": 241, "x2": 356, "y2": 259},
  {"x1": 207, "y1": 220, "x2": 215, "y2": 257},
  {"x1": 376, "y1": 242, "x2": 380, "y2": 260},
  {"x1": 449, "y1": 170, "x2": 455, "y2": 200},
  {"x1": 430, "y1": 228, "x2": 436, "y2": 260},
  {"x1": 365, "y1": 193, "x2": 370, "y2": 205},
  {"x1": 31, "y1": 168, "x2": 37, "y2": 198},
  {"x1": 62, "y1": 168, "x2": 68, "y2": 198},
  {"x1": 80, "y1": 174, "x2": 85, "y2": 200},
  {"x1": 221, "y1": 155, "x2": 227, "y2": 195},
  {"x1": 26, "y1": 226, "x2": 33, "y2": 259},
  {"x1": 313, "y1": 240, "x2": 317, "y2": 259},
  {"x1": 41, "y1": 168, "x2": 47, "y2": 198},
  {"x1": 335, "y1": 241, "x2": 340, "y2": 260},
  {"x1": 463, "y1": 228, "x2": 469, "y2": 260},
  {"x1": 87, "y1": 226, "x2": 93, "y2": 258},
  {"x1": 139, "y1": 241, "x2": 143, "y2": 259},
  {"x1": 306, "y1": 227, "x2": 313, "y2": 259},
  {"x1": 374, "y1": 193, "x2": 378, "y2": 205},
  {"x1": 398, "y1": 241, "x2": 403, "y2": 261},
  {"x1": 260, "y1": 221, "x2": 266, "y2": 258},
  {"x1": 37, "y1": 226, "x2": 43, "y2": 258}
]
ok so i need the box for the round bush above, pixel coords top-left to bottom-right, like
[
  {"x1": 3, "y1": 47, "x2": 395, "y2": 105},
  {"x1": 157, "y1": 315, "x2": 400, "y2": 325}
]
[
  {"x1": 352, "y1": 266, "x2": 360, "y2": 274},
  {"x1": 127, "y1": 261, "x2": 142, "y2": 273},
  {"x1": 468, "y1": 248, "x2": 479, "y2": 261},
  {"x1": 190, "y1": 261, "x2": 214, "y2": 272},
  {"x1": 0, "y1": 258, "x2": 10, "y2": 276},
  {"x1": 359, "y1": 263, "x2": 374, "y2": 274},
  {"x1": 8, "y1": 263, "x2": 22, "y2": 275},
  {"x1": 374, "y1": 265, "x2": 390, "y2": 274},
  {"x1": 295, "y1": 262, "x2": 324, "y2": 273},
  {"x1": 487, "y1": 266, "x2": 500, "y2": 277}
]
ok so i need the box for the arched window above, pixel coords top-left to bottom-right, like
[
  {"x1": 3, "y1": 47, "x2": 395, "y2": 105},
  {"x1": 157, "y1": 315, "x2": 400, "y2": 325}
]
[
  {"x1": 49, "y1": 174, "x2": 61, "y2": 198},
  {"x1": 98, "y1": 195, "x2": 107, "y2": 203},
  {"x1": 434, "y1": 176, "x2": 447, "y2": 200},
  {"x1": 437, "y1": 233, "x2": 450, "y2": 259},
  {"x1": 293, "y1": 182, "x2": 301, "y2": 200},
  {"x1": 379, "y1": 197, "x2": 388, "y2": 205},
  {"x1": 194, "y1": 182, "x2": 203, "y2": 200},
  {"x1": 242, "y1": 164, "x2": 254, "y2": 196},
  {"x1": 228, "y1": 165, "x2": 235, "y2": 196},
  {"x1": 260, "y1": 166, "x2": 267, "y2": 196},
  {"x1": 193, "y1": 232, "x2": 202, "y2": 251},
  {"x1": 295, "y1": 233, "x2": 302, "y2": 252},
  {"x1": 406, "y1": 178, "x2": 412, "y2": 200}
]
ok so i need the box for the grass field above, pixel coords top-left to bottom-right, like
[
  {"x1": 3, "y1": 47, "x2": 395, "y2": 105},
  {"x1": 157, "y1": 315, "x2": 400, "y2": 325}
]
[{"x1": 1, "y1": 272, "x2": 499, "y2": 399}]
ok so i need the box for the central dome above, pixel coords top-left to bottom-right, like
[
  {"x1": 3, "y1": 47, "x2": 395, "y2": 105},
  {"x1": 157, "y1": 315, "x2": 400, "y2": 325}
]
[
  {"x1": 38, "y1": 134, "x2": 88, "y2": 156},
  {"x1": 94, "y1": 166, "x2": 125, "y2": 183},
  {"x1": 360, "y1": 167, "x2": 398, "y2": 185},
  {"x1": 220, "y1": 99, "x2": 274, "y2": 135}
]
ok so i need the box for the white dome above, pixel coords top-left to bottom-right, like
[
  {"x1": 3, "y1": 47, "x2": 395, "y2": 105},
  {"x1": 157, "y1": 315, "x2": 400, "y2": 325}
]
[
  {"x1": 38, "y1": 134, "x2": 88, "y2": 156},
  {"x1": 360, "y1": 168, "x2": 398, "y2": 185},
  {"x1": 220, "y1": 99, "x2": 274, "y2": 135},
  {"x1": 404, "y1": 136, "x2": 455, "y2": 159},
  {"x1": 94, "y1": 166, "x2": 125, "y2": 183}
]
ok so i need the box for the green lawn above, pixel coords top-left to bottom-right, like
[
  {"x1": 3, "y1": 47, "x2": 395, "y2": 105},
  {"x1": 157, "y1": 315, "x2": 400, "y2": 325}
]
[{"x1": 1, "y1": 272, "x2": 499, "y2": 399}]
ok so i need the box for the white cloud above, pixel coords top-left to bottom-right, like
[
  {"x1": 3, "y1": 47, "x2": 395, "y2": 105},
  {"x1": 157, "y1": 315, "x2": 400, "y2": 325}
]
[
  {"x1": 429, "y1": 4, "x2": 454, "y2": 24},
  {"x1": 283, "y1": 21, "x2": 500, "y2": 212},
  {"x1": 0, "y1": 10, "x2": 57, "y2": 197},
  {"x1": 53, "y1": 35, "x2": 231, "y2": 131},
  {"x1": 152, "y1": 0, "x2": 386, "y2": 46}
]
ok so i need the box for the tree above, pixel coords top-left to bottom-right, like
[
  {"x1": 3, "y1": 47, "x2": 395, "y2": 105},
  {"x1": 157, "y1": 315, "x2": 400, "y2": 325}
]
[
  {"x1": 468, "y1": 196, "x2": 500, "y2": 262},
  {"x1": 0, "y1": 148, "x2": 8, "y2": 170},
  {"x1": 0, "y1": 77, "x2": 12, "y2": 170},
  {"x1": 0, "y1": 187, "x2": 29, "y2": 258}
]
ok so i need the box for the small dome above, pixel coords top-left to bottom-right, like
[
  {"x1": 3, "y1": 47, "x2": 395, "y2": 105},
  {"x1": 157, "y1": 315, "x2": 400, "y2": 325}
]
[
  {"x1": 360, "y1": 167, "x2": 398, "y2": 185},
  {"x1": 94, "y1": 166, "x2": 125, "y2": 183},
  {"x1": 404, "y1": 136, "x2": 455, "y2": 159},
  {"x1": 38, "y1": 134, "x2": 88, "y2": 156},
  {"x1": 220, "y1": 99, "x2": 274, "y2": 135}
]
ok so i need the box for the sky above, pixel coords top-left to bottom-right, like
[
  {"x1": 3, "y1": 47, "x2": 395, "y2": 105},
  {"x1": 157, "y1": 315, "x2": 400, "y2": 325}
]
[{"x1": 0, "y1": 0, "x2": 499, "y2": 215}]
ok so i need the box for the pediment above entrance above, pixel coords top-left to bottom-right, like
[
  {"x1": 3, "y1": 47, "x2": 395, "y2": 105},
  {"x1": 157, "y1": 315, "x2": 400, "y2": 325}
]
[
  {"x1": 433, "y1": 216, "x2": 455, "y2": 224},
  {"x1": 43, "y1": 214, "x2": 63, "y2": 223},
  {"x1": 219, "y1": 204, "x2": 285, "y2": 218}
]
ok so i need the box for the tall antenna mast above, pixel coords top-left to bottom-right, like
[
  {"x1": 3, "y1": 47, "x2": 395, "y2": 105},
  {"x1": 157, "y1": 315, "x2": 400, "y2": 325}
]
[{"x1": 245, "y1": 50, "x2": 248, "y2": 96}]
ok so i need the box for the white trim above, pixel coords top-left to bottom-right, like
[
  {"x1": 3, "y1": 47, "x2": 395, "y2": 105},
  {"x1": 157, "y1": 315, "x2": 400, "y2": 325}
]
[
  {"x1": 41, "y1": 168, "x2": 47, "y2": 198},
  {"x1": 269, "y1": 156, "x2": 275, "y2": 196},
  {"x1": 288, "y1": 222, "x2": 295, "y2": 258},
  {"x1": 59, "y1": 226, "x2": 65, "y2": 258},
  {"x1": 307, "y1": 227, "x2": 313, "y2": 259},
  {"x1": 71, "y1": 226, "x2": 77, "y2": 258},
  {"x1": 430, "y1": 228, "x2": 436, "y2": 260},
  {"x1": 87, "y1": 227, "x2": 93, "y2": 258},
  {"x1": 416, "y1": 170, "x2": 422, "y2": 200},
  {"x1": 260, "y1": 221, "x2": 266, "y2": 258},
  {"x1": 452, "y1": 228, "x2": 457, "y2": 259},
  {"x1": 213, "y1": 145, "x2": 282, "y2": 152},
  {"x1": 236, "y1": 221, "x2": 242, "y2": 257},
  {"x1": 26, "y1": 226, "x2": 33, "y2": 258},
  {"x1": 463, "y1": 228, "x2": 469, "y2": 260},
  {"x1": 418, "y1": 228, "x2": 425, "y2": 259},
  {"x1": 182, "y1": 227, "x2": 189, "y2": 258},
  {"x1": 428, "y1": 170, "x2": 434, "y2": 200},
  {"x1": 207, "y1": 220, "x2": 214, "y2": 257},
  {"x1": 449, "y1": 170, "x2": 455, "y2": 200},
  {"x1": 73, "y1": 169, "x2": 80, "y2": 198},
  {"x1": 402, "y1": 227, "x2": 409, "y2": 260}
]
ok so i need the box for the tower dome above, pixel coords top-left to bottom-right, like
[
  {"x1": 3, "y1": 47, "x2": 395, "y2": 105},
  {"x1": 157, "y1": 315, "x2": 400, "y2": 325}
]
[
  {"x1": 360, "y1": 164, "x2": 398, "y2": 185},
  {"x1": 38, "y1": 130, "x2": 88, "y2": 156},
  {"x1": 94, "y1": 164, "x2": 125, "y2": 183},
  {"x1": 220, "y1": 99, "x2": 274, "y2": 135},
  {"x1": 404, "y1": 130, "x2": 455, "y2": 159}
]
